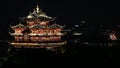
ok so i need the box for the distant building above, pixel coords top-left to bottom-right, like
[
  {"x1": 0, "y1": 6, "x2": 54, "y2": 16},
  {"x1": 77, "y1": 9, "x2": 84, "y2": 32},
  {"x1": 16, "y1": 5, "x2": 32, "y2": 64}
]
[{"x1": 10, "y1": 4, "x2": 67, "y2": 49}]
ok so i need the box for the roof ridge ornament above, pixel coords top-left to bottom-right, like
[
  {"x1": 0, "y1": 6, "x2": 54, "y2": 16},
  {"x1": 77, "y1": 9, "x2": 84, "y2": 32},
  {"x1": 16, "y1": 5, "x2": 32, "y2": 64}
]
[{"x1": 36, "y1": 4, "x2": 40, "y2": 13}]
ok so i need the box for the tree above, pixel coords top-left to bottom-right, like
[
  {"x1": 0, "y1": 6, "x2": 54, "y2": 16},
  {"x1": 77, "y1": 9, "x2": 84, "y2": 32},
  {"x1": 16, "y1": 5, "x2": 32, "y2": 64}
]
[{"x1": 0, "y1": 23, "x2": 14, "y2": 56}]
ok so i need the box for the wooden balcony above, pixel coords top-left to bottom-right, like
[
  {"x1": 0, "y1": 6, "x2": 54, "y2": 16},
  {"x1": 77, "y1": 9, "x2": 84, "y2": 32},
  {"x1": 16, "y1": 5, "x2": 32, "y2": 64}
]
[{"x1": 10, "y1": 41, "x2": 67, "y2": 49}]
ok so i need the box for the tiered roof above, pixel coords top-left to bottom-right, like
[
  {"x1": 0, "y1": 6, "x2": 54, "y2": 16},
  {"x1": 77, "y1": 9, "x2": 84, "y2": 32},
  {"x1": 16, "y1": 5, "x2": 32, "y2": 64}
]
[
  {"x1": 49, "y1": 23, "x2": 64, "y2": 28},
  {"x1": 11, "y1": 4, "x2": 65, "y2": 31},
  {"x1": 20, "y1": 5, "x2": 54, "y2": 21},
  {"x1": 11, "y1": 23, "x2": 26, "y2": 28},
  {"x1": 29, "y1": 24, "x2": 45, "y2": 29}
]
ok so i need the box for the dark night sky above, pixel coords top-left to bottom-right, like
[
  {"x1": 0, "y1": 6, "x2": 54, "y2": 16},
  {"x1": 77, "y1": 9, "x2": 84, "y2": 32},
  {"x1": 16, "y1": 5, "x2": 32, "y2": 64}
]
[
  {"x1": 0, "y1": 0, "x2": 86, "y2": 25},
  {"x1": 0, "y1": 0, "x2": 120, "y2": 26}
]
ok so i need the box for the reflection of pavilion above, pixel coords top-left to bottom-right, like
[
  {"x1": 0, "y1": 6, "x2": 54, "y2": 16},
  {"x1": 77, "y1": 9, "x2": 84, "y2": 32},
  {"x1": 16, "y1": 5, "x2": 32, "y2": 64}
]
[{"x1": 10, "y1": 4, "x2": 67, "y2": 49}]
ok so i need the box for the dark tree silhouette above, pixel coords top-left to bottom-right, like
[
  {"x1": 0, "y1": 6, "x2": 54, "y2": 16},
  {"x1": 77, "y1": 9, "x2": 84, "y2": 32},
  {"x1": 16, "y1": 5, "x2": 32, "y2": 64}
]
[{"x1": 0, "y1": 23, "x2": 15, "y2": 57}]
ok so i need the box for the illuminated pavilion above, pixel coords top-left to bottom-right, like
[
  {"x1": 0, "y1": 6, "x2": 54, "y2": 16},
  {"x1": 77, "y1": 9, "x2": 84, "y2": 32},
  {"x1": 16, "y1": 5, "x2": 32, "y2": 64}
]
[{"x1": 10, "y1": 5, "x2": 67, "y2": 49}]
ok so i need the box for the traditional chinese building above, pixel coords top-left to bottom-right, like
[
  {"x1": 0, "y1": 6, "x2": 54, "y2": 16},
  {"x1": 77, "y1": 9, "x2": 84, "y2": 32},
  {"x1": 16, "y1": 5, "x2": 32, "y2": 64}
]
[{"x1": 10, "y1": 5, "x2": 67, "y2": 49}]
